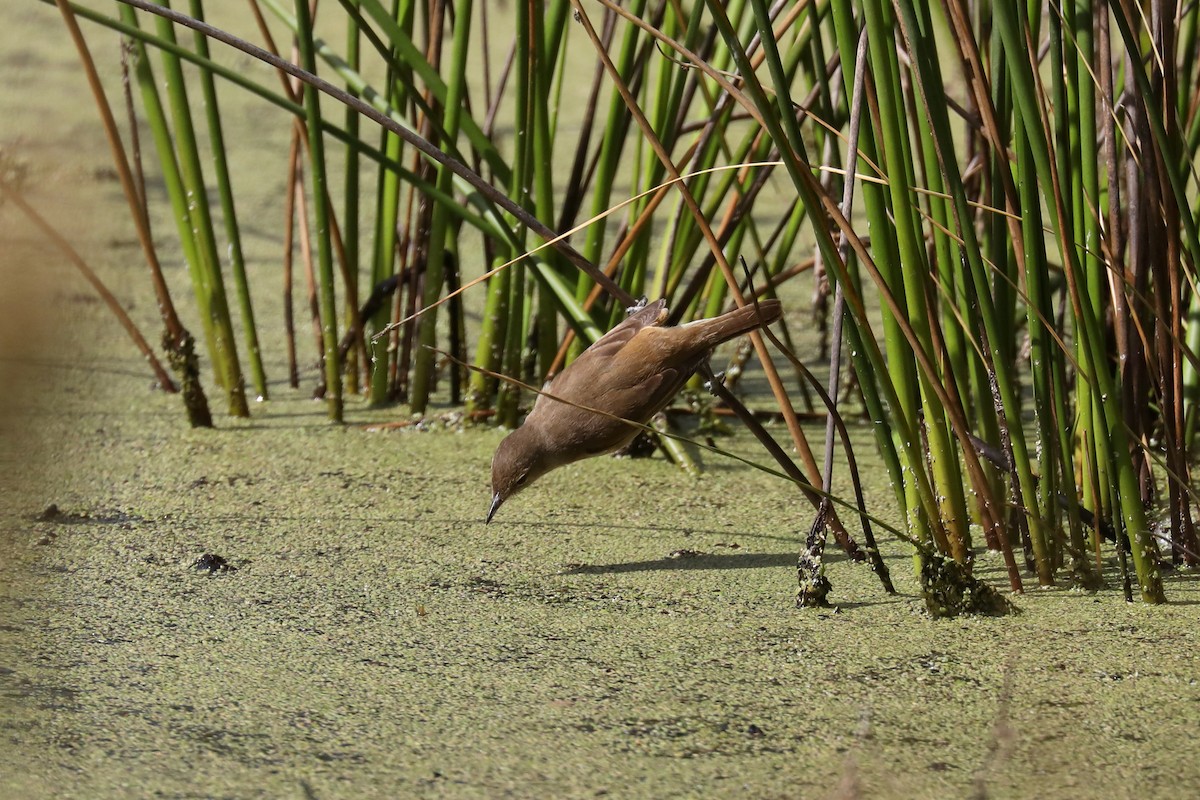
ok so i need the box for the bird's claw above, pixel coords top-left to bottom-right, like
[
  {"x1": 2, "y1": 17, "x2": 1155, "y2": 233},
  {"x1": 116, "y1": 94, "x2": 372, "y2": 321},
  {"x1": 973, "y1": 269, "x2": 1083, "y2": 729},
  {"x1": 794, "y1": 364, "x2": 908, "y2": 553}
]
[{"x1": 703, "y1": 371, "x2": 726, "y2": 397}]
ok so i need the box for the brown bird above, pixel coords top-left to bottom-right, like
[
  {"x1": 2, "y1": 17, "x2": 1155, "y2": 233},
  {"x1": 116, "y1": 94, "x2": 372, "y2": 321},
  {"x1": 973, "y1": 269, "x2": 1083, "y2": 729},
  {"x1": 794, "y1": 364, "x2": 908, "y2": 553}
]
[{"x1": 487, "y1": 298, "x2": 782, "y2": 522}]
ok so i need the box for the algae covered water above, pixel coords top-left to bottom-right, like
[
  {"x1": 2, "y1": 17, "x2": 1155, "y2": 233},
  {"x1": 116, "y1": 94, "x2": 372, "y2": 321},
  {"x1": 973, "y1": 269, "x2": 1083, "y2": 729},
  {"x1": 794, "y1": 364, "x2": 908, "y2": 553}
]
[{"x1": 3, "y1": 4, "x2": 1200, "y2": 798}]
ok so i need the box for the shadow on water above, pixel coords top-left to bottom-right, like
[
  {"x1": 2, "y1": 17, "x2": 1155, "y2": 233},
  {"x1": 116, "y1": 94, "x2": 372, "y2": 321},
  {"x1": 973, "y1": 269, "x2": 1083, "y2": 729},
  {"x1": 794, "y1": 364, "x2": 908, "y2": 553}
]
[
  {"x1": 558, "y1": 553, "x2": 907, "y2": 608},
  {"x1": 559, "y1": 548, "x2": 869, "y2": 575},
  {"x1": 490, "y1": 518, "x2": 800, "y2": 545},
  {"x1": 562, "y1": 551, "x2": 797, "y2": 574}
]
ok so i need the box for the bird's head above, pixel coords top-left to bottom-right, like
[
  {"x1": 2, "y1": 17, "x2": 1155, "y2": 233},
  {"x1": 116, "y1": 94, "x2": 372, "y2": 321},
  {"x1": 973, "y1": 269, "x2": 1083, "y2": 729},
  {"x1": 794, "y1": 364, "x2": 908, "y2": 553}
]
[{"x1": 487, "y1": 426, "x2": 552, "y2": 523}]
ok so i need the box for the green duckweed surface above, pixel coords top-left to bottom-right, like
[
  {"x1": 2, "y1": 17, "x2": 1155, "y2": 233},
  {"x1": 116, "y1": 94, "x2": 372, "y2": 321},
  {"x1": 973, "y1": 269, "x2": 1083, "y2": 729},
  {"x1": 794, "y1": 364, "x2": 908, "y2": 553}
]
[{"x1": 3, "y1": 5, "x2": 1200, "y2": 799}]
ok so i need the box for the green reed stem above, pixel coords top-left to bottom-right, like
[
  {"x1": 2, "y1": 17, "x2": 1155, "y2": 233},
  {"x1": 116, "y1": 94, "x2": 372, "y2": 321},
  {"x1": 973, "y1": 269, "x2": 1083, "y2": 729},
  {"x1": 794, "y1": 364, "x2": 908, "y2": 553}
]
[
  {"x1": 187, "y1": 0, "x2": 267, "y2": 402},
  {"x1": 410, "y1": 0, "x2": 473, "y2": 414},
  {"x1": 150, "y1": 1, "x2": 249, "y2": 417},
  {"x1": 294, "y1": 0, "x2": 343, "y2": 422}
]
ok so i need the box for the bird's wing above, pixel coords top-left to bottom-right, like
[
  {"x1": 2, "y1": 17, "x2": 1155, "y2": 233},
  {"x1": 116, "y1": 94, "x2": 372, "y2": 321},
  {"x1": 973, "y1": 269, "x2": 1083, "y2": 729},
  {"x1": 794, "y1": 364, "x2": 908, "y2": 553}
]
[
  {"x1": 568, "y1": 366, "x2": 683, "y2": 456},
  {"x1": 528, "y1": 299, "x2": 671, "y2": 423},
  {"x1": 613, "y1": 366, "x2": 685, "y2": 423},
  {"x1": 581, "y1": 298, "x2": 668, "y2": 362}
]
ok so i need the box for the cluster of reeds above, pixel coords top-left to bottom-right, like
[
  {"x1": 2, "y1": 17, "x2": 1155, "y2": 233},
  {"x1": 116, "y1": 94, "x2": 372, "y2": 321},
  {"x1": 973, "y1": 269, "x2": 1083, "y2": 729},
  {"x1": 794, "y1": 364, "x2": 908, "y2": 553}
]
[{"x1": 51, "y1": 0, "x2": 1200, "y2": 608}]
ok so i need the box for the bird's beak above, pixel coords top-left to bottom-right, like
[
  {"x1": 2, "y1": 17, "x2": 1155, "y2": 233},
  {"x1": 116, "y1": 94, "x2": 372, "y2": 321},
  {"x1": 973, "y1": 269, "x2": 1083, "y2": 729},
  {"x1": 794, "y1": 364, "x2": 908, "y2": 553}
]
[{"x1": 486, "y1": 492, "x2": 503, "y2": 524}]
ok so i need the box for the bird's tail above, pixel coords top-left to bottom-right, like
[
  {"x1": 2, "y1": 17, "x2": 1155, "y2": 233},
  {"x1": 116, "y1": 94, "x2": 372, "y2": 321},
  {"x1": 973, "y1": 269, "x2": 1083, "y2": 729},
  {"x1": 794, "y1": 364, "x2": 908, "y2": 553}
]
[{"x1": 686, "y1": 299, "x2": 783, "y2": 348}]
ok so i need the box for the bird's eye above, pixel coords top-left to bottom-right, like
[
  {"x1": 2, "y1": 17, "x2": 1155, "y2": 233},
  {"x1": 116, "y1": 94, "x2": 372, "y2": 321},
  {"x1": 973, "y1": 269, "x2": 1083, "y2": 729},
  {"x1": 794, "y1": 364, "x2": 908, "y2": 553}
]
[{"x1": 516, "y1": 473, "x2": 528, "y2": 486}]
